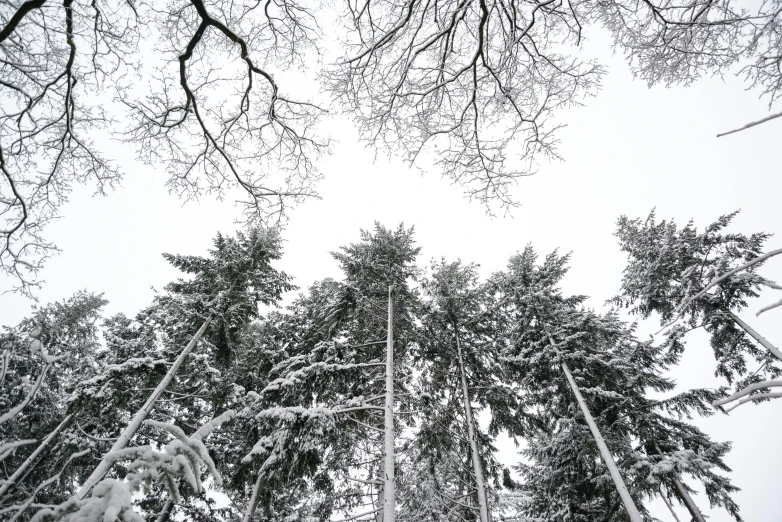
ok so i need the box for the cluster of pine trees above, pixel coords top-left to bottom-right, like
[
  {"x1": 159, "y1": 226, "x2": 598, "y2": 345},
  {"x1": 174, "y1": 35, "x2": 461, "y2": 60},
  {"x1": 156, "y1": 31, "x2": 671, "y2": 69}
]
[{"x1": 0, "y1": 211, "x2": 779, "y2": 522}]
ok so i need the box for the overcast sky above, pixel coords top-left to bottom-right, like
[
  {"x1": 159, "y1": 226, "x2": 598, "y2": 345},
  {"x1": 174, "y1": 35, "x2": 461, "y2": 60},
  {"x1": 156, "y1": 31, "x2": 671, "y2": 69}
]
[{"x1": 1, "y1": 26, "x2": 780, "y2": 522}]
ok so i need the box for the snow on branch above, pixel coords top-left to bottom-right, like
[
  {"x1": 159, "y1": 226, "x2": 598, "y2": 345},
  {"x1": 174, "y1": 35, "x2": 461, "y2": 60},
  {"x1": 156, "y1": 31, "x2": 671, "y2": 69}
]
[
  {"x1": 29, "y1": 413, "x2": 234, "y2": 522},
  {"x1": 713, "y1": 380, "x2": 782, "y2": 412},
  {"x1": 658, "y1": 247, "x2": 782, "y2": 333}
]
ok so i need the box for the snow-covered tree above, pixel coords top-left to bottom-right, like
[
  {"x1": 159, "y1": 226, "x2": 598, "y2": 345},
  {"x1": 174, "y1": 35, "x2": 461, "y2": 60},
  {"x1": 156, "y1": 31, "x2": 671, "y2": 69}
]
[
  {"x1": 4, "y1": 0, "x2": 782, "y2": 293},
  {"x1": 75, "y1": 226, "x2": 292, "y2": 501},
  {"x1": 494, "y1": 246, "x2": 741, "y2": 522},
  {"x1": 225, "y1": 223, "x2": 420, "y2": 521},
  {"x1": 0, "y1": 292, "x2": 107, "y2": 515},
  {"x1": 613, "y1": 210, "x2": 781, "y2": 411},
  {"x1": 29, "y1": 411, "x2": 234, "y2": 522},
  {"x1": 412, "y1": 259, "x2": 522, "y2": 521}
]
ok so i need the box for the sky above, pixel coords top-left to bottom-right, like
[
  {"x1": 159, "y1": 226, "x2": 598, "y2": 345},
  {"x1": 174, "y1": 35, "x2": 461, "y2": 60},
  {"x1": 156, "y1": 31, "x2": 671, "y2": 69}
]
[{"x1": 1, "y1": 24, "x2": 781, "y2": 522}]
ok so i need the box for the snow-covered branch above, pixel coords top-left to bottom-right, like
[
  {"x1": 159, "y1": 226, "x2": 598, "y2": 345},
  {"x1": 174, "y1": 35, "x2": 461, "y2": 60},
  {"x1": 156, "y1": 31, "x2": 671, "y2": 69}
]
[{"x1": 658, "y1": 247, "x2": 782, "y2": 334}]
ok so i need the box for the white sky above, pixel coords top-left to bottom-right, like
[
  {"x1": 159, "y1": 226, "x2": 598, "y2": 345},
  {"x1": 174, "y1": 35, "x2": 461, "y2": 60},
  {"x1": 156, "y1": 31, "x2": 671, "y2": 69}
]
[{"x1": 1, "y1": 25, "x2": 780, "y2": 522}]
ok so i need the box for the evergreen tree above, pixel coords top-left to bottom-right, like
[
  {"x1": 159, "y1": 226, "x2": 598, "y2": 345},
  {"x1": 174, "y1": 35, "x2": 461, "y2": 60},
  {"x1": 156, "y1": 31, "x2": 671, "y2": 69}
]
[
  {"x1": 613, "y1": 210, "x2": 780, "y2": 387},
  {"x1": 75, "y1": 226, "x2": 292, "y2": 500},
  {"x1": 0, "y1": 292, "x2": 107, "y2": 516},
  {"x1": 494, "y1": 246, "x2": 740, "y2": 522},
  {"x1": 413, "y1": 259, "x2": 521, "y2": 521},
  {"x1": 232, "y1": 223, "x2": 420, "y2": 521}
]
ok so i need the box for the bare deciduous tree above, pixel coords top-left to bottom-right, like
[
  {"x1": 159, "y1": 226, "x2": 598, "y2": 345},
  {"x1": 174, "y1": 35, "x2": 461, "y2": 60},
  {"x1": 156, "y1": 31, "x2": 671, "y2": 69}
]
[
  {"x1": 328, "y1": 0, "x2": 782, "y2": 208},
  {"x1": 1, "y1": 0, "x2": 327, "y2": 294},
  {"x1": 3, "y1": 0, "x2": 780, "y2": 294}
]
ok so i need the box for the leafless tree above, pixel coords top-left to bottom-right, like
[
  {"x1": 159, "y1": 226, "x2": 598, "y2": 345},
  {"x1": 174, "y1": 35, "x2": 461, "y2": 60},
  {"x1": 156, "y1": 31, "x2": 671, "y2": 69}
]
[
  {"x1": 328, "y1": 0, "x2": 782, "y2": 208},
  {"x1": 3, "y1": 0, "x2": 781, "y2": 295},
  {"x1": 1, "y1": 0, "x2": 328, "y2": 295}
]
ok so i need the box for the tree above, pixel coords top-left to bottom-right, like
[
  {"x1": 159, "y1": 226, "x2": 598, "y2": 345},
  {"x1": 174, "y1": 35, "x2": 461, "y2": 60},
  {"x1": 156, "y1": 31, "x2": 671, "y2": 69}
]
[
  {"x1": 0, "y1": 0, "x2": 327, "y2": 293},
  {"x1": 3, "y1": 0, "x2": 782, "y2": 293},
  {"x1": 328, "y1": 0, "x2": 782, "y2": 211},
  {"x1": 75, "y1": 226, "x2": 292, "y2": 501},
  {"x1": 613, "y1": 210, "x2": 782, "y2": 410},
  {"x1": 0, "y1": 292, "x2": 107, "y2": 515},
  {"x1": 222, "y1": 223, "x2": 420, "y2": 521},
  {"x1": 415, "y1": 259, "x2": 522, "y2": 521},
  {"x1": 494, "y1": 246, "x2": 741, "y2": 521},
  {"x1": 1, "y1": 220, "x2": 758, "y2": 521}
]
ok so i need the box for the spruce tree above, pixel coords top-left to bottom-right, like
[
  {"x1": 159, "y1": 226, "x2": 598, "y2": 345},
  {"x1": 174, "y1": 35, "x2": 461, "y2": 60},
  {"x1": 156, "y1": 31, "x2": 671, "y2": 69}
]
[{"x1": 613, "y1": 210, "x2": 781, "y2": 390}]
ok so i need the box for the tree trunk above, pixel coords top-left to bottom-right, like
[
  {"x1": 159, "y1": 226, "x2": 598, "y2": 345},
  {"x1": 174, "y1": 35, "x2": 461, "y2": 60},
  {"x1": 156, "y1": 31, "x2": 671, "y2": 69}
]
[
  {"x1": 77, "y1": 317, "x2": 212, "y2": 499},
  {"x1": 653, "y1": 444, "x2": 706, "y2": 522},
  {"x1": 242, "y1": 471, "x2": 263, "y2": 522},
  {"x1": 382, "y1": 286, "x2": 395, "y2": 522},
  {"x1": 561, "y1": 361, "x2": 642, "y2": 522},
  {"x1": 671, "y1": 476, "x2": 707, "y2": 522},
  {"x1": 375, "y1": 477, "x2": 384, "y2": 522},
  {"x1": 454, "y1": 328, "x2": 490, "y2": 522},
  {"x1": 727, "y1": 310, "x2": 782, "y2": 363},
  {"x1": 660, "y1": 491, "x2": 682, "y2": 522},
  {"x1": 0, "y1": 414, "x2": 73, "y2": 498}
]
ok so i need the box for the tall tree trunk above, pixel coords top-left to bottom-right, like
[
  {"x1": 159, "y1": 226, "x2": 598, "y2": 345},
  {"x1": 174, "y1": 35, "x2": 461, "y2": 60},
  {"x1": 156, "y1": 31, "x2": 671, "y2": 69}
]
[
  {"x1": 560, "y1": 361, "x2": 643, "y2": 522},
  {"x1": 0, "y1": 414, "x2": 73, "y2": 498},
  {"x1": 653, "y1": 444, "x2": 706, "y2": 522},
  {"x1": 382, "y1": 286, "x2": 395, "y2": 522},
  {"x1": 671, "y1": 476, "x2": 707, "y2": 522},
  {"x1": 77, "y1": 317, "x2": 212, "y2": 499},
  {"x1": 660, "y1": 491, "x2": 682, "y2": 522},
  {"x1": 243, "y1": 471, "x2": 263, "y2": 522},
  {"x1": 454, "y1": 327, "x2": 490, "y2": 522},
  {"x1": 727, "y1": 310, "x2": 782, "y2": 363}
]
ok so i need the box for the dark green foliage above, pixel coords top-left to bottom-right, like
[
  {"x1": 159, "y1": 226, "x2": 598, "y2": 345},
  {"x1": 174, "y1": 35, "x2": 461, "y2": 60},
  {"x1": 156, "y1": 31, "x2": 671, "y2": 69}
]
[{"x1": 612, "y1": 210, "x2": 776, "y2": 383}]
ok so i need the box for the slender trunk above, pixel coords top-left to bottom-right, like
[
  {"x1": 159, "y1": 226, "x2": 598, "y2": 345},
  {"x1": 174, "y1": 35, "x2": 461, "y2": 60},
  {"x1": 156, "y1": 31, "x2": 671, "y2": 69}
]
[
  {"x1": 0, "y1": 414, "x2": 73, "y2": 498},
  {"x1": 0, "y1": 363, "x2": 51, "y2": 426},
  {"x1": 660, "y1": 492, "x2": 682, "y2": 522},
  {"x1": 454, "y1": 327, "x2": 490, "y2": 522},
  {"x1": 242, "y1": 471, "x2": 263, "y2": 522},
  {"x1": 671, "y1": 476, "x2": 707, "y2": 522},
  {"x1": 77, "y1": 317, "x2": 212, "y2": 499},
  {"x1": 653, "y1": 444, "x2": 706, "y2": 522},
  {"x1": 727, "y1": 310, "x2": 782, "y2": 363},
  {"x1": 155, "y1": 499, "x2": 175, "y2": 522},
  {"x1": 561, "y1": 361, "x2": 642, "y2": 522},
  {"x1": 375, "y1": 477, "x2": 384, "y2": 522},
  {"x1": 382, "y1": 286, "x2": 395, "y2": 522}
]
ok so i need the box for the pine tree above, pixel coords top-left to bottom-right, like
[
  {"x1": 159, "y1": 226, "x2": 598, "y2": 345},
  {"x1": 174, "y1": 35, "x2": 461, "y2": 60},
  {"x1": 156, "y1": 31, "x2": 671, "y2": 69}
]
[
  {"x1": 230, "y1": 223, "x2": 421, "y2": 521},
  {"x1": 0, "y1": 292, "x2": 107, "y2": 516},
  {"x1": 613, "y1": 210, "x2": 781, "y2": 391},
  {"x1": 494, "y1": 246, "x2": 741, "y2": 522},
  {"x1": 74, "y1": 227, "x2": 292, "y2": 501},
  {"x1": 414, "y1": 259, "x2": 522, "y2": 521}
]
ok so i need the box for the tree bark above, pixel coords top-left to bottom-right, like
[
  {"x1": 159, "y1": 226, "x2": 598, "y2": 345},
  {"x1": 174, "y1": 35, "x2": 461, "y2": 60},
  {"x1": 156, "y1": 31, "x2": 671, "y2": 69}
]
[
  {"x1": 727, "y1": 310, "x2": 782, "y2": 363},
  {"x1": 561, "y1": 361, "x2": 642, "y2": 522},
  {"x1": 76, "y1": 317, "x2": 212, "y2": 499},
  {"x1": 382, "y1": 285, "x2": 395, "y2": 522},
  {"x1": 454, "y1": 327, "x2": 490, "y2": 522},
  {"x1": 374, "y1": 476, "x2": 384, "y2": 522},
  {"x1": 242, "y1": 471, "x2": 263, "y2": 522},
  {"x1": 0, "y1": 414, "x2": 73, "y2": 498}
]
